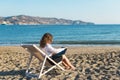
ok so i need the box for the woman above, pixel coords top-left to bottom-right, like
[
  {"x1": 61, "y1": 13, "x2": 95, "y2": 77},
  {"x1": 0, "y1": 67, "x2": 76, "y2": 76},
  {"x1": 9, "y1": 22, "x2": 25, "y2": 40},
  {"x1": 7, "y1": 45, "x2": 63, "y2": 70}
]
[{"x1": 40, "y1": 33, "x2": 75, "y2": 70}]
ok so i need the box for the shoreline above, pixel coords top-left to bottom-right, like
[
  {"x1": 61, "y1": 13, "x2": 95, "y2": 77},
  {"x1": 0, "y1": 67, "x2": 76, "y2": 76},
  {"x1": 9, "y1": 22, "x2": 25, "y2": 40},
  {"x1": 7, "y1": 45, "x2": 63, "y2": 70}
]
[
  {"x1": 1, "y1": 43, "x2": 120, "y2": 47},
  {"x1": 1, "y1": 45, "x2": 120, "y2": 53},
  {"x1": 0, "y1": 46, "x2": 120, "y2": 79}
]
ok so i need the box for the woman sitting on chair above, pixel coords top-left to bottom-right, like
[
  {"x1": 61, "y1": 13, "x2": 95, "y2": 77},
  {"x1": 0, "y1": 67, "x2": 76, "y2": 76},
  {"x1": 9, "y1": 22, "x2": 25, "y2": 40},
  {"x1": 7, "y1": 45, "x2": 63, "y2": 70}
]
[{"x1": 40, "y1": 33, "x2": 75, "y2": 70}]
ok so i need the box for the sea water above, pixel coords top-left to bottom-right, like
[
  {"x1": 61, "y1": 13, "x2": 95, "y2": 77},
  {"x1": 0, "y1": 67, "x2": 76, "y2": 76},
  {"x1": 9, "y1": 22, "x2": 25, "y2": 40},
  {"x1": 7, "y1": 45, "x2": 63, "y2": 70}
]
[{"x1": 0, "y1": 25, "x2": 120, "y2": 46}]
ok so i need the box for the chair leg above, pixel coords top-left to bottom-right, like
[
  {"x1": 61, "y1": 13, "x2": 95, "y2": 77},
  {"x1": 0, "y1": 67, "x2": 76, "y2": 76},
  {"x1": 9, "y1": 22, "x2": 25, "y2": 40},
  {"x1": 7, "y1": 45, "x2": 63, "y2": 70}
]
[
  {"x1": 26, "y1": 54, "x2": 33, "y2": 74},
  {"x1": 56, "y1": 61, "x2": 65, "y2": 71},
  {"x1": 38, "y1": 57, "x2": 64, "y2": 79},
  {"x1": 38, "y1": 56, "x2": 47, "y2": 79}
]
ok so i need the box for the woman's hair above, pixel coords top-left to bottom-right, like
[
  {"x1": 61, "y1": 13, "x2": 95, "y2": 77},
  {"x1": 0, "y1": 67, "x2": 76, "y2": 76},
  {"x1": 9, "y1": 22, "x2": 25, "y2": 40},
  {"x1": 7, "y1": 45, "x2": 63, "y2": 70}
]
[{"x1": 40, "y1": 33, "x2": 53, "y2": 48}]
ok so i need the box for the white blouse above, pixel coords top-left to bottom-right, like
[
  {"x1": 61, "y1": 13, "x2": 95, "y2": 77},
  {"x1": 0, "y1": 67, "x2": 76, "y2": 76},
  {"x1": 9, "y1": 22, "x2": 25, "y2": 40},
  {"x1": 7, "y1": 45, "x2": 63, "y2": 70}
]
[{"x1": 41, "y1": 43, "x2": 65, "y2": 56}]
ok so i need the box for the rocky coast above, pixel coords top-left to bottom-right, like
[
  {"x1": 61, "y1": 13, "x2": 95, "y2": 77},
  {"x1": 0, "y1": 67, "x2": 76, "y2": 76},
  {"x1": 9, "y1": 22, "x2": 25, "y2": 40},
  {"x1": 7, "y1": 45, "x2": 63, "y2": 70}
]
[{"x1": 0, "y1": 46, "x2": 120, "y2": 80}]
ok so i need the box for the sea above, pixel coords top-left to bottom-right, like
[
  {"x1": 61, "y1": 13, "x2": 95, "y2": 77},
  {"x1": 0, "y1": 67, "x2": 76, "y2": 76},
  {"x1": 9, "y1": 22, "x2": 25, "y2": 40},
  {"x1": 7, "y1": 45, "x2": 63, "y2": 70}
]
[{"x1": 0, "y1": 25, "x2": 120, "y2": 46}]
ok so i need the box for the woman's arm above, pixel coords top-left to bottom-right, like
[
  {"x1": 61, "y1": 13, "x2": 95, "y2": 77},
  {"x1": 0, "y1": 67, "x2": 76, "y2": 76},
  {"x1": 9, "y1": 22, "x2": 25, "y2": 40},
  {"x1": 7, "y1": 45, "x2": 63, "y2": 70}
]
[{"x1": 46, "y1": 44, "x2": 66, "y2": 54}]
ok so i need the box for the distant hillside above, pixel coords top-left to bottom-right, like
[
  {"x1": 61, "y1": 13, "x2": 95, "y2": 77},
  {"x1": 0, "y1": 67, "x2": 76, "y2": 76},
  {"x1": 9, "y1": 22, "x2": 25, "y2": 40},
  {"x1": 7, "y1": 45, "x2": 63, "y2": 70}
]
[{"x1": 0, "y1": 15, "x2": 94, "y2": 25}]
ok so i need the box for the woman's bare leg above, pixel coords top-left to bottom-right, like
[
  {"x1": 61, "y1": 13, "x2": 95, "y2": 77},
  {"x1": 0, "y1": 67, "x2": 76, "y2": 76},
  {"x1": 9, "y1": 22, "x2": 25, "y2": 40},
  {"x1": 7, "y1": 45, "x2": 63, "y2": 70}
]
[
  {"x1": 62, "y1": 55, "x2": 75, "y2": 70},
  {"x1": 62, "y1": 61, "x2": 70, "y2": 69}
]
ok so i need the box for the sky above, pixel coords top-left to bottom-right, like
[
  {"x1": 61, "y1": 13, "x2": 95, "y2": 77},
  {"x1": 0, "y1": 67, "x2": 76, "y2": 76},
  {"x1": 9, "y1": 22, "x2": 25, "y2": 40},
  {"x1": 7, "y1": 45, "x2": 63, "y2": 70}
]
[{"x1": 0, "y1": 0, "x2": 120, "y2": 24}]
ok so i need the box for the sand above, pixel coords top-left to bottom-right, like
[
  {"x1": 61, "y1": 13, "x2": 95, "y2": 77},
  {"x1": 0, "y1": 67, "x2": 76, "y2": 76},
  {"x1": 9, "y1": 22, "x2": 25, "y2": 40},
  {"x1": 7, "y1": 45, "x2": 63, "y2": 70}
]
[{"x1": 0, "y1": 46, "x2": 120, "y2": 80}]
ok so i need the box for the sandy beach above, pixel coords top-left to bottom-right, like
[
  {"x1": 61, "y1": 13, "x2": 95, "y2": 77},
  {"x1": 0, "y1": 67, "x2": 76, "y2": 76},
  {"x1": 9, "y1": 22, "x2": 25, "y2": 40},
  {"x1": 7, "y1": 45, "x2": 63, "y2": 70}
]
[{"x1": 0, "y1": 46, "x2": 120, "y2": 80}]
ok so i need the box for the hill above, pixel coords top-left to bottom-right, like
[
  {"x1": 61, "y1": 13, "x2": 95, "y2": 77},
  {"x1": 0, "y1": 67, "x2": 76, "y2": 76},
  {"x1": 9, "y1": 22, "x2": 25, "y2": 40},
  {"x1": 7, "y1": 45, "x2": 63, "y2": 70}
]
[{"x1": 0, "y1": 15, "x2": 94, "y2": 25}]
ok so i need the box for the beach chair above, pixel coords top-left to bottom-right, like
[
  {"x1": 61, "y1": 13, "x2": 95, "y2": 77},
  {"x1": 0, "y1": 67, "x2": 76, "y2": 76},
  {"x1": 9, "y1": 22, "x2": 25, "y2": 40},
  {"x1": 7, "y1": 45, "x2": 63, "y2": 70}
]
[{"x1": 21, "y1": 44, "x2": 64, "y2": 79}]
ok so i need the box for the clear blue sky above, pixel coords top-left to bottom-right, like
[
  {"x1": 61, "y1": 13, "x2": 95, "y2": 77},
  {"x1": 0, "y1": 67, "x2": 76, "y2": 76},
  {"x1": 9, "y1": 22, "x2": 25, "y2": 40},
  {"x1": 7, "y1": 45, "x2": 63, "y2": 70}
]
[{"x1": 0, "y1": 0, "x2": 120, "y2": 24}]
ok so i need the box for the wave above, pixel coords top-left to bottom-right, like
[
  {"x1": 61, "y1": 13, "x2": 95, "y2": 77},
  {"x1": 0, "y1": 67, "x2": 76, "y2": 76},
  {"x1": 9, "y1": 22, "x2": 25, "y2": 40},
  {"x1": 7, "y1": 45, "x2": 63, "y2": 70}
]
[
  {"x1": 54, "y1": 40, "x2": 120, "y2": 44},
  {"x1": 1, "y1": 40, "x2": 120, "y2": 46},
  {"x1": 23, "y1": 40, "x2": 120, "y2": 45}
]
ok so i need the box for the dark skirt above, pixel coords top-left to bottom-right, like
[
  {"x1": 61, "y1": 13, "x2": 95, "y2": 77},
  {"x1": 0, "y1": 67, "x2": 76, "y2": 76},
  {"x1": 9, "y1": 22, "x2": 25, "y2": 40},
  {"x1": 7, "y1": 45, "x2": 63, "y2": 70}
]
[
  {"x1": 47, "y1": 48, "x2": 67, "y2": 65},
  {"x1": 47, "y1": 56, "x2": 62, "y2": 65}
]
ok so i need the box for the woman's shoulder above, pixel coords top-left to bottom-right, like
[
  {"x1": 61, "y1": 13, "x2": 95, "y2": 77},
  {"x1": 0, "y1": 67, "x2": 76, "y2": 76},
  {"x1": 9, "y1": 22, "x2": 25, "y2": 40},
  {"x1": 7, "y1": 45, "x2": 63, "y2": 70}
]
[
  {"x1": 46, "y1": 43, "x2": 51, "y2": 46},
  {"x1": 46, "y1": 43, "x2": 53, "y2": 48}
]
